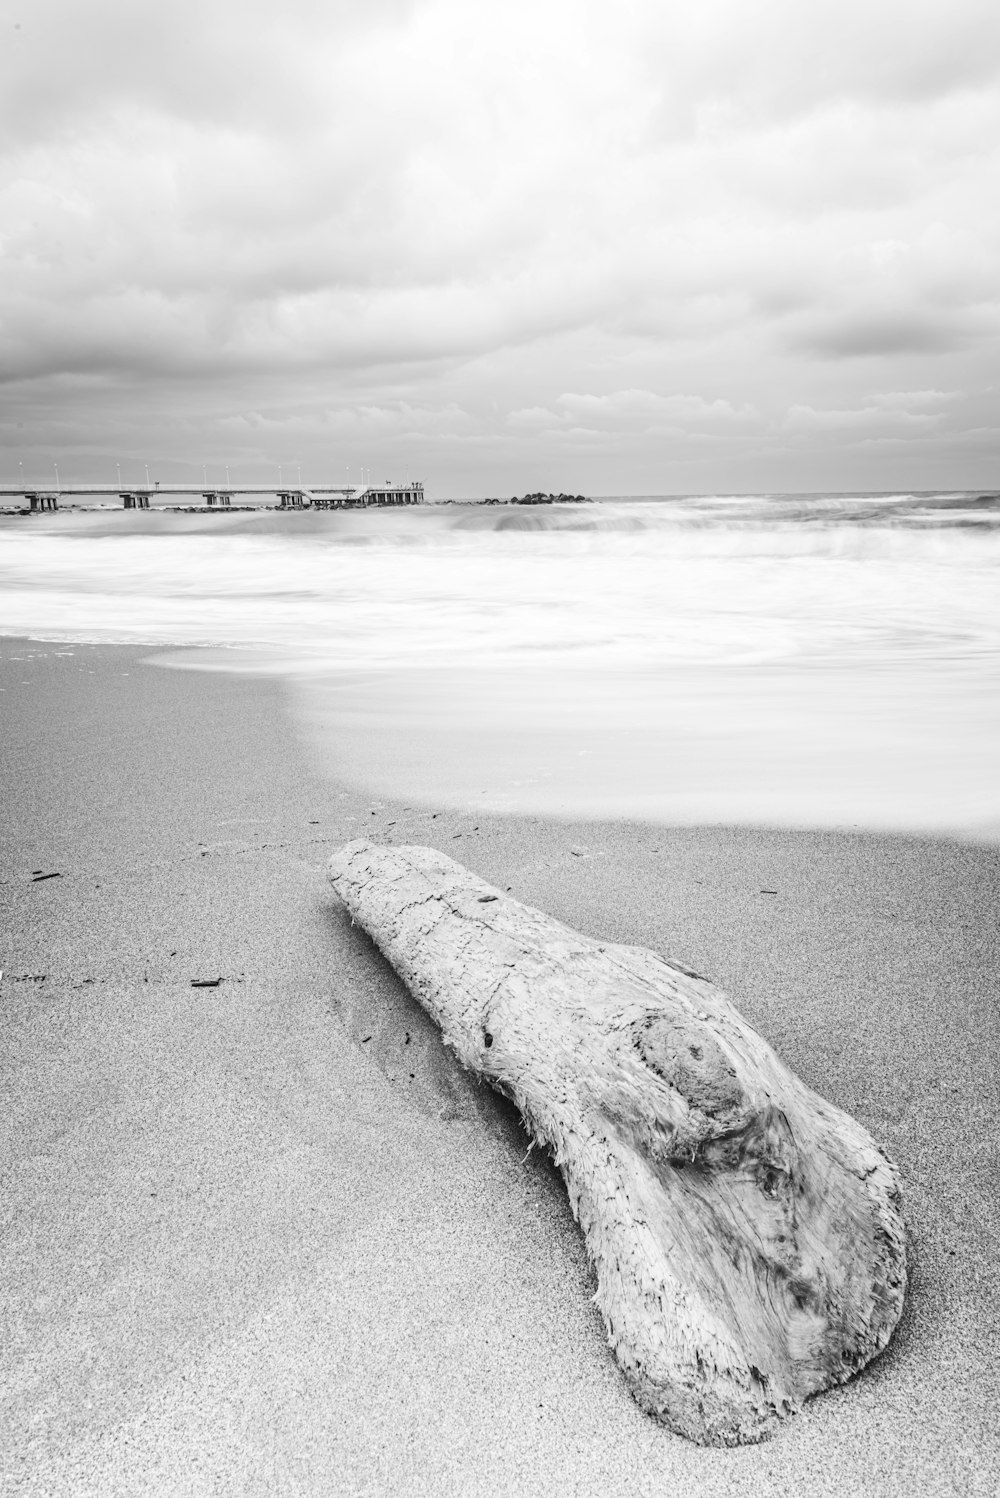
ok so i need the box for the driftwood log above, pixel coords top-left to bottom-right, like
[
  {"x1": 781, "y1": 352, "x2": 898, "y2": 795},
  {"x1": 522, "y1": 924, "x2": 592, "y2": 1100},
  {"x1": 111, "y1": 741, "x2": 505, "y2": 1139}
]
[{"x1": 328, "y1": 840, "x2": 906, "y2": 1445}]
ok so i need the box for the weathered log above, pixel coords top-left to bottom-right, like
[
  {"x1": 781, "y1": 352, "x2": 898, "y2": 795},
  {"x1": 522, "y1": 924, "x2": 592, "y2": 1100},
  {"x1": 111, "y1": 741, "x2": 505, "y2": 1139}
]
[{"x1": 328, "y1": 840, "x2": 906, "y2": 1446}]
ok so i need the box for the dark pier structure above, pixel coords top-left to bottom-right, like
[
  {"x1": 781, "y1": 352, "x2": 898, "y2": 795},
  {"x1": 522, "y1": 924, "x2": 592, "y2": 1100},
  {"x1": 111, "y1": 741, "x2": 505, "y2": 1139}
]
[
  {"x1": 308, "y1": 483, "x2": 424, "y2": 509},
  {"x1": 0, "y1": 480, "x2": 425, "y2": 514}
]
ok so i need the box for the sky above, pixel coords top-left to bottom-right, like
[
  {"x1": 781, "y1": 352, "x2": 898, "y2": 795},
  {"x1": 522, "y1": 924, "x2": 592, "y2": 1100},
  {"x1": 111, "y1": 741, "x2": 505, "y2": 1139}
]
[{"x1": 2, "y1": 0, "x2": 999, "y2": 497}]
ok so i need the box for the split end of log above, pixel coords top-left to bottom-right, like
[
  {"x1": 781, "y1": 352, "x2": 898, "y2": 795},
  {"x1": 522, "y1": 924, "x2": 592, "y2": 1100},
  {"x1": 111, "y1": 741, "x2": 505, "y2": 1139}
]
[{"x1": 328, "y1": 839, "x2": 907, "y2": 1446}]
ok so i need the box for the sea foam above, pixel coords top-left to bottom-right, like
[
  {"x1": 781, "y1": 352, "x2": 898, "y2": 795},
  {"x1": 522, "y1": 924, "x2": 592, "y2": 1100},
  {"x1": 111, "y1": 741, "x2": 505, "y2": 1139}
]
[{"x1": 2, "y1": 493, "x2": 998, "y2": 836}]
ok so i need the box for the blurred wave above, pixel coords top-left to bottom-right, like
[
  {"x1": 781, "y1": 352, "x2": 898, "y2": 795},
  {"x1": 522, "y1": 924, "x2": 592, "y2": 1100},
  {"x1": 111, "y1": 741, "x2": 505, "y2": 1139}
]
[
  {"x1": 1, "y1": 493, "x2": 998, "y2": 835},
  {"x1": 1, "y1": 494, "x2": 999, "y2": 667}
]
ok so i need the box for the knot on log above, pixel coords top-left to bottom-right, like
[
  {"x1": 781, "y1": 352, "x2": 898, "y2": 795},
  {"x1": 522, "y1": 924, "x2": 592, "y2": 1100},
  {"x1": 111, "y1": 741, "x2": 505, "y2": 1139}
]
[
  {"x1": 328, "y1": 840, "x2": 906, "y2": 1446},
  {"x1": 634, "y1": 1012, "x2": 746, "y2": 1125}
]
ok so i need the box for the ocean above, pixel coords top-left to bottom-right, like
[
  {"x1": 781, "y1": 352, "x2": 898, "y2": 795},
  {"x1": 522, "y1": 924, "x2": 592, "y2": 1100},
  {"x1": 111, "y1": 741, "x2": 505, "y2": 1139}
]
[{"x1": 2, "y1": 491, "x2": 998, "y2": 838}]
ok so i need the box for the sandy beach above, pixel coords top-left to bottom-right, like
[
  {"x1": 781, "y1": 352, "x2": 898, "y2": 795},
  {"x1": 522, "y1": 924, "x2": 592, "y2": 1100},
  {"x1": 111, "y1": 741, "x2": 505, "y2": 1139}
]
[{"x1": 2, "y1": 637, "x2": 998, "y2": 1496}]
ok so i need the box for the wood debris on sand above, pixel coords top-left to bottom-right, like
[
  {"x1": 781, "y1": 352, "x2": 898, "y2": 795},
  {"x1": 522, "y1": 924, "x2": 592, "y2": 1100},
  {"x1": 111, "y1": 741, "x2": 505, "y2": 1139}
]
[{"x1": 328, "y1": 840, "x2": 906, "y2": 1446}]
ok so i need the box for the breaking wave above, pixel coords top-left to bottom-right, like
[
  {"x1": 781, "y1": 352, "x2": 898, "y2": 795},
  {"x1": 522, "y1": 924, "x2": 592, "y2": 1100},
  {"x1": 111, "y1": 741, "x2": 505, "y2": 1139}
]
[{"x1": 2, "y1": 492, "x2": 998, "y2": 836}]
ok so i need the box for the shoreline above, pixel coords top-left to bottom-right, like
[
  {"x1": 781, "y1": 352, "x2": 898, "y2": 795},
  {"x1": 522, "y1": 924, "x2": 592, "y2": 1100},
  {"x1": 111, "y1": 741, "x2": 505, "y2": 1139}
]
[{"x1": 2, "y1": 637, "x2": 997, "y2": 1495}]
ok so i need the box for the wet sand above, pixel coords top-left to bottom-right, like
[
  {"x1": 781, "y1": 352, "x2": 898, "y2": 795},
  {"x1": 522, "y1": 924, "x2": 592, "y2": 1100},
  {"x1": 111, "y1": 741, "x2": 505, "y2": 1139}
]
[{"x1": 1, "y1": 638, "x2": 998, "y2": 1495}]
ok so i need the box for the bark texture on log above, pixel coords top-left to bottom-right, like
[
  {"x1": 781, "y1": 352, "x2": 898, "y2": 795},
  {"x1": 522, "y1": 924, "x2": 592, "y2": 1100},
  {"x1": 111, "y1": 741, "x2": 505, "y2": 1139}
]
[{"x1": 328, "y1": 840, "x2": 906, "y2": 1446}]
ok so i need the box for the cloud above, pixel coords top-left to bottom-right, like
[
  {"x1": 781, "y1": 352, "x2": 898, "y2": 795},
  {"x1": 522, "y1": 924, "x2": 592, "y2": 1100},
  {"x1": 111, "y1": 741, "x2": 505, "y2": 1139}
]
[
  {"x1": 789, "y1": 313, "x2": 976, "y2": 359},
  {"x1": 506, "y1": 407, "x2": 561, "y2": 431},
  {"x1": 783, "y1": 403, "x2": 943, "y2": 432},
  {"x1": 216, "y1": 402, "x2": 477, "y2": 440},
  {"x1": 870, "y1": 389, "x2": 959, "y2": 409},
  {"x1": 1, "y1": 0, "x2": 999, "y2": 490},
  {"x1": 503, "y1": 391, "x2": 756, "y2": 449},
  {"x1": 555, "y1": 391, "x2": 753, "y2": 425}
]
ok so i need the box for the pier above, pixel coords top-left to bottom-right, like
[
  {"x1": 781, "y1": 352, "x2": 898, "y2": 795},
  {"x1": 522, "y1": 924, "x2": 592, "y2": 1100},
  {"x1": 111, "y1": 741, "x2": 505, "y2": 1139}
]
[
  {"x1": 276, "y1": 484, "x2": 425, "y2": 509},
  {"x1": 0, "y1": 481, "x2": 425, "y2": 513},
  {"x1": 307, "y1": 483, "x2": 424, "y2": 509}
]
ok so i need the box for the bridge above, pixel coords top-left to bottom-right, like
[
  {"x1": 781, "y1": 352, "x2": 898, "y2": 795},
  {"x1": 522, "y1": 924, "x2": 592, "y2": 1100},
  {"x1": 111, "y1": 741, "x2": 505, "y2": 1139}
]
[{"x1": 0, "y1": 481, "x2": 425, "y2": 513}]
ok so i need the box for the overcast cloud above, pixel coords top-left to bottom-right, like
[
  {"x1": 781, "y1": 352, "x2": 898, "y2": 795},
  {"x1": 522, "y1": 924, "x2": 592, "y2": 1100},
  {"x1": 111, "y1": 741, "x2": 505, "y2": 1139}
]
[{"x1": 2, "y1": 0, "x2": 999, "y2": 494}]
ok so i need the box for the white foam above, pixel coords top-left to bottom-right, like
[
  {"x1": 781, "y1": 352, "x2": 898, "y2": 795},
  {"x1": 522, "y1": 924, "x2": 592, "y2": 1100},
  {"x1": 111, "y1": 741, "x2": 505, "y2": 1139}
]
[{"x1": 2, "y1": 499, "x2": 998, "y2": 835}]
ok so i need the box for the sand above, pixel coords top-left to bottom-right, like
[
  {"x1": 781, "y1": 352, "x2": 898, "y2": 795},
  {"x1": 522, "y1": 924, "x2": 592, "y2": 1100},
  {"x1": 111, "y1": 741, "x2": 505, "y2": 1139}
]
[{"x1": 1, "y1": 638, "x2": 997, "y2": 1496}]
